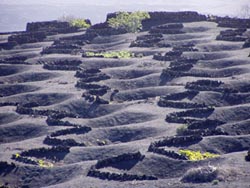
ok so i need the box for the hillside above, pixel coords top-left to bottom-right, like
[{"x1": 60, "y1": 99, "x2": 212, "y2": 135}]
[{"x1": 0, "y1": 11, "x2": 250, "y2": 188}]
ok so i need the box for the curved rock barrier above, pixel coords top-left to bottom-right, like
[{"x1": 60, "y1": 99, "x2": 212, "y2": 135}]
[
  {"x1": 148, "y1": 147, "x2": 187, "y2": 160},
  {"x1": 216, "y1": 29, "x2": 247, "y2": 42},
  {"x1": 95, "y1": 152, "x2": 144, "y2": 169},
  {"x1": 86, "y1": 22, "x2": 127, "y2": 36},
  {"x1": 50, "y1": 126, "x2": 91, "y2": 137},
  {"x1": 75, "y1": 73, "x2": 111, "y2": 83},
  {"x1": 42, "y1": 59, "x2": 82, "y2": 71},
  {"x1": 158, "y1": 100, "x2": 206, "y2": 109},
  {"x1": 26, "y1": 20, "x2": 86, "y2": 34},
  {"x1": 16, "y1": 105, "x2": 76, "y2": 118},
  {"x1": 169, "y1": 63, "x2": 194, "y2": 71},
  {"x1": 17, "y1": 146, "x2": 70, "y2": 162},
  {"x1": 46, "y1": 116, "x2": 79, "y2": 127},
  {"x1": 215, "y1": 17, "x2": 250, "y2": 28},
  {"x1": 142, "y1": 11, "x2": 206, "y2": 30},
  {"x1": 44, "y1": 136, "x2": 85, "y2": 147},
  {"x1": 160, "y1": 90, "x2": 199, "y2": 101},
  {"x1": 130, "y1": 34, "x2": 163, "y2": 48},
  {"x1": 8, "y1": 31, "x2": 46, "y2": 45},
  {"x1": 41, "y1": 43, "x2": 82, "y2": 55},
  {"x1": 87, "y1": 169, "x2": 157, "y2": 181},
  {"x1": 87, "y1": 152, "x2": 158, "y2": 181},
  {"x1": 150, "y1": 23, "x2": 184, "y2": 34},
  {"x1": 0, "y1": 56, "x2": 28, "y2": 65},
  {"x1": 188, "y1": 119, "x2": 225, "y2": 130},
  {"x1": 178, "y1": 128, "x2": 228, "y2": 136},
  {"x1": 0, "y1": 102, "x2": 18, "y2": 107},
  {"x1": 172, "y1": 44, "x2": 198, "y2": 52},
  {"x1": 165, "y1": 107, "x2": 215, "y2": 124},
  {"x1": 148, "y1": 135, "x2": 203, "y2": 148},
  {"x1": 153, "y1": 51, "x2": 183, "y2": 61},
  {"x1": 185, "y1": 80, "x2": 240, "y2": 93}
]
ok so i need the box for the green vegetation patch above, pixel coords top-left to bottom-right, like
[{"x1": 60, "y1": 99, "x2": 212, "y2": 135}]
[
  {"x1": 85, "y1": 51, "x2": 134, "y2": 58},
  {"x1": 179, "y1": 150, "x2": 220, "y2": 161},
  {"x1": 70, "y1": 19, "x2": 91, "y2": 28},
  {"x1": 108, "y1": 11, "x2": 150, "y2": 33}
]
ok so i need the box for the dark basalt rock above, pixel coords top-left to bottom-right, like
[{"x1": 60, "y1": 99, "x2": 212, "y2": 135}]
[
  {"x1": 185, "y1": 80, "x2": 239, "y2": 93},
  {"x1": 216, "y1": 29, "x2": 247, "y2": 42},
  {"x1": 186, "y1": 79, "x2": 223, "y2": 88},
  {"x1": 26, "y1": 20, "x2": 84, "y2": 34},
  {"x1": 43, "y1": 60, "x2": 82, "y2": 70},
  {"x1": 75, "y1": 83, "x2": 110, "y2": 90},
  {"x1": 215, "y1": 17, "x2": 250, "y2": 28},
  {"x1": 0, "y1": 41, "x2": 18, "y2": 50},
  {"x1": 76, "y1": 73, "x2": 111, "y2": 83},
  {"x1": 2, "y1": 56, "x2": 27, "y2": 63},
  {"x1": 243, "y1": 39, "x2": 250, "y2": 48},
  {"x1": 169, "y1": 63, "x2": 194, "y2": 71},
  {"x1": 245, "y1": 150, "x2": 250, "y2": 161},
  {"x1": 0, "y1": 161, "x2": 16, "y2": 175},
  {"x1": 130, "y1": 34, "x2": 163, "y2": 47},
  {"x1": 150, "y1": 23, "x2": 184, "y2": 34},
  {"x1": 88, "y1": 88, "x2": 109, "y2": 96},
  {"x1": 161, "y1": 90, "x2": 199, "y2": 101},
  {"x1": 41, "y1": 43, "x2": 82, "y2": 55},
  {"x1": 165, "y1": 107, "x2": 215, "y2": 124},
  {"x1": 77, "y1": 68, "x2": 101, "y2": 74},
  {"x1": 44, "y1": 136, "x2": 85, "y2": 147},
  {"x1": 179, "y1": 127, "x2": 228, "y2": 136},
  {"x1": 153, "y1": 50, "x2": 183, "y2": 61},
  {"x1": 142, "y1": 11, "x2": 207, "y2": 30},
  {"x1": 172, "y1": 45, "x2": 198, "y2": 52},
  {"x1": 158, "y1": 100, "x2": 206, "y2": 109},
  {"x1": 16, "y1": 105, "x2": 76, "y2": 118},
  {"x1": 0, "y1": 102, "x2": 18, "y2": 107},
  {"x1": 86, "y1": 22, "x2": 127, "y2": 36},
  {"x1": 12, "y1": 155, "x2": 37, "y2": 165},
  {"x1": 46, "y1": 116, "x2": 79, "y2": 127},
  {"x1": 20, "y1": 146, "x2": 70, "y2": 161},
  {"x1": 50, "y1": 126, "x2": 91, "y2": 137},
  {"x1": 8, "y1": 31, "x2": 46, "y2": 45},
  {"x1": 149, "y1": 135, "x2": 203, "y2": 148},
  {"x1": 87, "y1": 169, "x2": 157, "y2": 181},
  {"x1": 188, "y1": 119, "x2": 225, "y2": 130},
  {"x1": 148, "y1": 147, "x2": 187, "y2": 160}
]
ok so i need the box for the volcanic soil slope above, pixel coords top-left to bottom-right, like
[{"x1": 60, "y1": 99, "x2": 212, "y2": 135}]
[{"x1": 0, "y1": 12, "x2": 250, "y2": 188}]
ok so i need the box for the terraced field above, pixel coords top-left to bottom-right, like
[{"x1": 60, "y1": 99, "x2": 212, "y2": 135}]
[{"x1": 0, "y1": 12, "x2": 250, "y2": 188}]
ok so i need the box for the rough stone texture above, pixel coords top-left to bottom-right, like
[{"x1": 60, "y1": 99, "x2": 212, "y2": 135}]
[
  {"x1": 8, "y1": 31, "x2": 46, "y2": 45},
  {"x1": 142, "y1": 11, "x2": 207, "y2": 30},
  {"x1": 215, "y1": 17, "x2": 250, "y2": 28},
  {"x1": 26, "y1": 20, "x2": 83, "y2": 34}
]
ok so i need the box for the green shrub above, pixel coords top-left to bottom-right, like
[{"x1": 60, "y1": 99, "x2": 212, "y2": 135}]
[
  {"x1": 38, "y1": 159, "x2": 54, "y2": 168},
  {"x1": 85, "y1": 51, "x2": 134, "y2": 58},
  {"x1": 108, "y1": 11, "x2": 150, "y2": 33},
  {"x1": 212, "y1": 179, "x2": 219, "y2": 185},
  {"x1": 70, "y1": 19, "x2": 91, "y2": 28},
  {"x1": 58, "y1": 15, "x2": 91, "y2": 28},
  {"x1": 179, "y1": 150, "x2": 220, "y2": 161}
]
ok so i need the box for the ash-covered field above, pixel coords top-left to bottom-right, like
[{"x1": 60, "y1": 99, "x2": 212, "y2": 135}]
[{"x1": 0, "y1": 11, "x2": 250, "y2": 188}]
